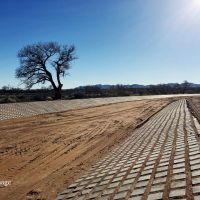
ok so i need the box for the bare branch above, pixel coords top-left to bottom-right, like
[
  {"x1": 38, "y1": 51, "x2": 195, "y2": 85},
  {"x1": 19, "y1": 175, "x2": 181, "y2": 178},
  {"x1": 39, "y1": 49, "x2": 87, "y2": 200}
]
[{"x1": 15, "y1": 41, "x2": 77, "y2": 99}]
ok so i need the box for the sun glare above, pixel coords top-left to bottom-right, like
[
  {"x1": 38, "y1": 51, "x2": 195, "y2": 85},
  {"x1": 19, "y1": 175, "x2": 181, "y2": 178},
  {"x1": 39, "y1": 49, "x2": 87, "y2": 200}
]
[
  {"x1": 192, "y1": 0, "x2": 200, "y2": 10},
  {"x1": 179, "y1": 0, "x2": 200, "y2": 25},
  {"x1": 193, "y1": 0, "x2": 200, "y2": 6}
]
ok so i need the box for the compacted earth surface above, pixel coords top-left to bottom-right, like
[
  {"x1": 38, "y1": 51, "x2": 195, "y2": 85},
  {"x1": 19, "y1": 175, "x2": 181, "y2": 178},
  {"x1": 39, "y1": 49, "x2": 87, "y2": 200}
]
[{"x1": 0, "y1": 98, "x2": 172, "y2": 200}]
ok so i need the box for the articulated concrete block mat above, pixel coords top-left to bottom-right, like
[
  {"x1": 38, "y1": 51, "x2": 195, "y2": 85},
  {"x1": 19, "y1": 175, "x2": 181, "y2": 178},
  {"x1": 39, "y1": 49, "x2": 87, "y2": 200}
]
[
  {"x1": 56, "y1": 100, "x2": 200, "y2": 200},
  {"x1": 0, "y1": 94, "x2": 199, "y2": 120}
]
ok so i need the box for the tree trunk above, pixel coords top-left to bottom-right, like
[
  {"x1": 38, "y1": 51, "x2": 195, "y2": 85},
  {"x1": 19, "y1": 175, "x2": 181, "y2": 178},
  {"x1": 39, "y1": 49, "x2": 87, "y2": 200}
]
[{"x1": 54, "y1": 86, "x2": 62, "y2": 100}]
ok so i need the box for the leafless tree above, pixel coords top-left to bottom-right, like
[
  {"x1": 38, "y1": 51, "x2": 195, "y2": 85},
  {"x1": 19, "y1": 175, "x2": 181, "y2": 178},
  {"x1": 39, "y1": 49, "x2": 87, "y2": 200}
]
[{"x1": 16, "y1": 42, "x2": 77, "y2": 99}]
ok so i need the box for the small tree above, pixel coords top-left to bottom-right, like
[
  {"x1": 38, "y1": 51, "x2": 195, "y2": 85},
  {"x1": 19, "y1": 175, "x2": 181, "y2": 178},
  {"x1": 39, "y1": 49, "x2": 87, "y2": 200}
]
[{"x1": 16, "y1": 42, "x2": 77, "y2": 99}]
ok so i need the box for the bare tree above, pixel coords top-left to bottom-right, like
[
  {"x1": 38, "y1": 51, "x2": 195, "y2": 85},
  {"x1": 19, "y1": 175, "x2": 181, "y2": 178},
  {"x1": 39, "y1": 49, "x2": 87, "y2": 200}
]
[
  {"x1": 181, "y1": 80, "x2": 191, "y2": 94},
  {"x1": 16, "y1": 42, "x2": 77, "y2": 99}
]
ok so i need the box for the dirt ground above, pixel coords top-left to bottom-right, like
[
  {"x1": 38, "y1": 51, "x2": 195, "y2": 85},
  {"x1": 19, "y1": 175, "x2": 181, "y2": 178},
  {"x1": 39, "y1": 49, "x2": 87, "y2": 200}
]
[
  {"x1": 189, "y1": 96, "x2": 200, "y2": 110},
  {"x1": 0, "y1": 98, "x2": 174, "y2": 200}
]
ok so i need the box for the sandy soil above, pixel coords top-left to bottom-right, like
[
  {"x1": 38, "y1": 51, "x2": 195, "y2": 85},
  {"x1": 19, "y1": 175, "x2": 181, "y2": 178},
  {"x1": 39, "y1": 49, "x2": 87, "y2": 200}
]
[
  {"x1": 0, "y1": 98, "x2": 173, "y2": 200},
  {"x1": 189, "y1": 96, "x2": 200, "y2": 110}
]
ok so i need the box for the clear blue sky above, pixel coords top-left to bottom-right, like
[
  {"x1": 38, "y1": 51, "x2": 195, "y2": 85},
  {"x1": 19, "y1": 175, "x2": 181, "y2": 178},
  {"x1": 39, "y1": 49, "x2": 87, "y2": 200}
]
[{"x1": 1, "y1": 0, "x2": 200, "y2": 89}]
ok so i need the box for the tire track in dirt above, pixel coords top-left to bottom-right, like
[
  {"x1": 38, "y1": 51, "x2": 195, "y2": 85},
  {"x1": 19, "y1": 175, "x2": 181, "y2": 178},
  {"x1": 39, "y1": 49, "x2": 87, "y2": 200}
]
[
  {"x1": 57, "y1": 105, "x2": 169, "y2": 199},
  {"x1": 0, "y1": 99, "x2": 171, "y2": 200},
  {"x1": 57, "y1": 102, "x2": 177, "y2": 200},
  {"x1": 56, "y1": 100, "x2": 200, "y2": 200}
]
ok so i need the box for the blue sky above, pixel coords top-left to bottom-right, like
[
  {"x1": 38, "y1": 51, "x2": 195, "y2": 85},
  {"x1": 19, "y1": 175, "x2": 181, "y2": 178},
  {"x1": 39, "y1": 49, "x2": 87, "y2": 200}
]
[{"x1": 1, "y1": 0, "x2": 200, "y2": 89}]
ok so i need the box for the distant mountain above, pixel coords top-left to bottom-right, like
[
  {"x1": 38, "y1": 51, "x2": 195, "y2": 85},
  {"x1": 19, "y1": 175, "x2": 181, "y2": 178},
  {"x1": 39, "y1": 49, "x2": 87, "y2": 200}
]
[
  {"x1": 76, "y1": 84, "x2": 112, "y2": 89},
  {"x1": 124, "y1": 84, "x2": 146, "y2": 88},
  {"x1": 75, "y1": 84, "x2": 147, "y2": 89},
  {"x1": 94, "y1": 84, "x2": 113, "y2": 89},
  {"x1": 75, "y1": 82, "x2": 200, "y2": 90}
]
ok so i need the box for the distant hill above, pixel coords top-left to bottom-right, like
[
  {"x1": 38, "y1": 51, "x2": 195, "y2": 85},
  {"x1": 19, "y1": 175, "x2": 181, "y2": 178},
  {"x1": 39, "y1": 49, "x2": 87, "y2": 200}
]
[
  {"x1": 76, "y1": 84, "x2": 147, "y2": 89},
  {"x1": 75, "y1": 82, "x2": 200, "y2": 89}
]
